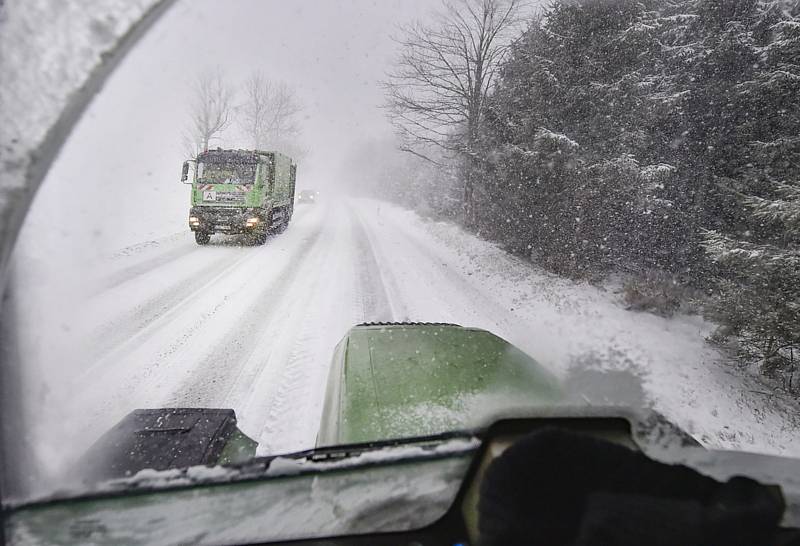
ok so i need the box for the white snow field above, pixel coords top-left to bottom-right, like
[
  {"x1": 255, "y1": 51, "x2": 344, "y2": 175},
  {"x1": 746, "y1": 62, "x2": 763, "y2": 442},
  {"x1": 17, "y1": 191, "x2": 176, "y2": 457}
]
[{"x1": 10, "y1": 197, "x2": 800, "y2": 481}]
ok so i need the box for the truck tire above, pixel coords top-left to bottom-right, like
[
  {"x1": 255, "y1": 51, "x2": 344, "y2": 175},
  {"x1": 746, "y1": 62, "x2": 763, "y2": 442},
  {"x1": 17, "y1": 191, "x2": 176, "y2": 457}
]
[
  {"x1": 195, "y1": 231, "x2": 211, "y2": 245},
  {"x1": 283, "y1": 204, "x2": 293, "y2": 229},
  {"x1": 253, "y1": 229, "x2": 268, "y2": 245},
  {"x1": 274, "y1": 207, "x2": 291, "y2": 233}
]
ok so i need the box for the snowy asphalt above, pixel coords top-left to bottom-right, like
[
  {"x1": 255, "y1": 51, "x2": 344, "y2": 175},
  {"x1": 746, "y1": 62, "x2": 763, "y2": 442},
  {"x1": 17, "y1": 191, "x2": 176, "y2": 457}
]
[{"x1": 20, "y1": 197, "x2": 800, "y2": 476}]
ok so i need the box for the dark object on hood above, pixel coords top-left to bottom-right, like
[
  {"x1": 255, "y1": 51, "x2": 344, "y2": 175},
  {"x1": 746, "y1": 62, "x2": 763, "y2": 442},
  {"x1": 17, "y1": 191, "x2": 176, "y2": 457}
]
[
  {"x1": 78, "y1": 408, "x2": 250, "y2": 482},
  {"x1": 478, "y1": 427, "x2": 799, "y2": 546}
]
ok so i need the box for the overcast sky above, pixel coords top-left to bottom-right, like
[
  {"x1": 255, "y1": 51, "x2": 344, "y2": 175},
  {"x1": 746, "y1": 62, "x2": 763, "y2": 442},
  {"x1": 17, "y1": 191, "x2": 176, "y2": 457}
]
[{"x1": 81, "y1": 0, "x2": 431, "y2": 186}]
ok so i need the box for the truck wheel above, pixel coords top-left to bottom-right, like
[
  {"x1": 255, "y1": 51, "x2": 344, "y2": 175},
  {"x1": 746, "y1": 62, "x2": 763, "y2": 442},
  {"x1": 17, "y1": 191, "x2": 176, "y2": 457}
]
[
  {"x1": 254, "y1": 230, "x2": 268, "y2": 245},
  {"x1": 195, "y1": 231, "x2": 211, "y2": 245},
  {"x1": 275, "y1": 208, "x2": 291, "y2": 233}
]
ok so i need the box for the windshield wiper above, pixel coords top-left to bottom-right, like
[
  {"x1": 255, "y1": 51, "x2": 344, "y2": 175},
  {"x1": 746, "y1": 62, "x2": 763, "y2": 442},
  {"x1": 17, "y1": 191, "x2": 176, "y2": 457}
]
[{"x1": 94, "y1": 431, "x2": 480, "y2": 495}]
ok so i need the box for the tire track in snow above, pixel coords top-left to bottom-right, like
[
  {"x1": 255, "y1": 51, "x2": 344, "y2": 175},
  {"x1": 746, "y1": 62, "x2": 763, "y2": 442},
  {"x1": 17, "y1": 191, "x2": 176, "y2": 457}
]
[
  {"x1": 240, "y1": 199, "x2": 460, "y2": 455},
  {"x1": 249, "y1": 256, "x2": 342, "y2": 452},
  {"x1": 97, "y1": 242, "x2": 198, "y2": 294},
  {"x1": 83, "y1": 208, "x2": 320, "y2": 381},
  {"x1": 253, "y1": 327, "x2": 319, "y2": 454},
  {"x1": 247, "y1": 208, "x2": 363, "y2": 454},
  {"x1": 95, "y1": 209, "x2": 311, "y2": 295},
  {"x1": 88, "y1": 247, "x2": 253, "y2": 361},
  {"x1": 348, "y1": 201, "x2": 410, "y2": 322},
  {"x1": 66, "y1": 208, "x2": 326, "y2": 446},
  {"x1": 352, "y1": 201, "x2": 539, "y2": 345},
  {"x1": 348, "y1": 208, "x2": 393, "y2": 321},
  {"x1": 250, "y1": 203, "x2": 444, "y2": 454},
  {"x1": 162, "y1": 216, "x2": 330, "y2": 408},
  {"x1": 66, "y1": 221, "x2": 325, "y2": 447}
]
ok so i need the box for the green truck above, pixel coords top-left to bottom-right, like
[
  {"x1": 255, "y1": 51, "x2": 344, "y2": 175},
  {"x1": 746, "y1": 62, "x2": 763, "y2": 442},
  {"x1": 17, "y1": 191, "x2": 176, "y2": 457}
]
[{"x1": 181, "y1": 149, "x2": 297, "y2": 245}]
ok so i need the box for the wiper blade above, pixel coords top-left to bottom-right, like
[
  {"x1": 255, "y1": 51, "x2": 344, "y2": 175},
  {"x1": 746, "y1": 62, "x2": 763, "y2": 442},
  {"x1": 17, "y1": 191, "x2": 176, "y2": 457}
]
[
  {"x1": 281, "y1": 429, "x2": 479, "y2": 463},
  {"x1": 94, "y1": 432, "x2": 480, "y2": 495},
  {"x1": 264, "y1": 434, "x2": 480, "y2": 477}
]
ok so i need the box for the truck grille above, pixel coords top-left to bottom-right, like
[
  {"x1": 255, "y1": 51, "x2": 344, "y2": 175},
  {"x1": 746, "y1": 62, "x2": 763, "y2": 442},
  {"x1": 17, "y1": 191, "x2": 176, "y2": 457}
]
[{"x1": 195, "y1": 207, "x2": 246, "y2": 222}]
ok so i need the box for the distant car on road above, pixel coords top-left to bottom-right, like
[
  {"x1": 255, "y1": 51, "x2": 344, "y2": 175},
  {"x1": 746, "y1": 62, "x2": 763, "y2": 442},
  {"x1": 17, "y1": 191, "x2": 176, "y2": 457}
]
[{"x1": 297, "y1": 189, "x2": 319, "y2": 204}]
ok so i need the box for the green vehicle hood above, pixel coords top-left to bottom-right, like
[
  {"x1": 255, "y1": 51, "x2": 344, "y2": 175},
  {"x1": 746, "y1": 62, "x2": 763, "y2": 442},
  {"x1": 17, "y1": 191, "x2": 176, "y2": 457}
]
[{"x1": 322, "y1": 323, "x2": 563, "y2": 445}]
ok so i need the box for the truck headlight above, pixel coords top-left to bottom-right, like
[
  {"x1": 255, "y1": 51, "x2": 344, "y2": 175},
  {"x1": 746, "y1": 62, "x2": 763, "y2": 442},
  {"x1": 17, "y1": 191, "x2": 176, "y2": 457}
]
[
  {"x1": 189, "y1": 216, "x2": 199, "y2": 222},
  {"x1": 245, "y1": 217, "x2": 259, "y2": 225}
]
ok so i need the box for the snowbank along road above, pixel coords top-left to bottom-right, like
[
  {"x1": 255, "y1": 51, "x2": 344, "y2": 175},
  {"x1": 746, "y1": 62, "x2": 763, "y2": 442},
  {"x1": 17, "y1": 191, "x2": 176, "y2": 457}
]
[{"x1": 21, "y1": 197, "x2": 800, "y2": 473}]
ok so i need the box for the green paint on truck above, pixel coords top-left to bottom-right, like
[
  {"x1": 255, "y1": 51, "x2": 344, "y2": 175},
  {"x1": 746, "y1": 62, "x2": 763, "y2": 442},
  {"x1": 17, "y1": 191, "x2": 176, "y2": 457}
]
[
  {"x1": 318, "y1": 323, "x2": 563, "y2": 446},
  {"x1": 182, "y1": 149, "x2": 297, "y2": 245}
]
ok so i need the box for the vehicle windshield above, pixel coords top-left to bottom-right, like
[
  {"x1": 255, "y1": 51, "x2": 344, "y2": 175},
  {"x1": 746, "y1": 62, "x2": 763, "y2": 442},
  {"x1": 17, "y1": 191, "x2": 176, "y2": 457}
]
[
  {"x1": 197, "y1": 161, "x2": 256, "y2": 185},
  {"x1": 1, "y1": 0, "x2": 799, "y2": 543}
]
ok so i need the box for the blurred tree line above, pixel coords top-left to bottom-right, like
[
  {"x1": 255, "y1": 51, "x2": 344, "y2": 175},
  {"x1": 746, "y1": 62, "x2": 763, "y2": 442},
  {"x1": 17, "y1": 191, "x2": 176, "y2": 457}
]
[
  {"x1": 184, "y1": 68, "x2": 305, "y2": 161},
  {"x1": 338, "y1": 139, "x2": 463, "y2": 220},
  {"x1": 386, "y1": 0, "x2": 800, "y2": 391}
]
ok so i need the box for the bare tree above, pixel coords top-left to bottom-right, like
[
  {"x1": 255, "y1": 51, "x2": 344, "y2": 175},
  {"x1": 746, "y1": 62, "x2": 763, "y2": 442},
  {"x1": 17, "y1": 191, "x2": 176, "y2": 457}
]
[
  {"x1": 384, "y1": 0, "x2": 524, "y2": 224},
  {"x1": 187, "y1": 69, "x2": 234, "y2": 156},
  {"x1": 239, "y1": 72, "x2": 303, "y2": 151},
  {"x1": 181, "y1": 130, "x2": 204, "y2": 161}
]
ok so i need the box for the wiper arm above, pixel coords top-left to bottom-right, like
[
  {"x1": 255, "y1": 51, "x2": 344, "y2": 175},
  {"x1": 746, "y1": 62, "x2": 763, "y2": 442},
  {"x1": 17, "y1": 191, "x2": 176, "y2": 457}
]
[
  {"x1": 279, "y1": 429, "x2": 479, "y2": 464},
  {"x1": 97, "y1": 431, "x2": 480, "y2": 494}
]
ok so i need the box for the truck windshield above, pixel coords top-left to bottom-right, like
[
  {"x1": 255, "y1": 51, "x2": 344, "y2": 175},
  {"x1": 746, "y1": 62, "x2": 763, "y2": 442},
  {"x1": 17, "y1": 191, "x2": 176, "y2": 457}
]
[{"x1": 197, "y1": 161, "x2": 256, "y2": 184}]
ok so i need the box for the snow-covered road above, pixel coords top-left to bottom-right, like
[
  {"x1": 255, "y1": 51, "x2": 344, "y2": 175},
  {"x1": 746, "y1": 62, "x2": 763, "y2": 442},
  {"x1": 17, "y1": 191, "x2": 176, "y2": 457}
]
[{"x1": 18, "y1": 197, "x2": 800, "y2": 476}]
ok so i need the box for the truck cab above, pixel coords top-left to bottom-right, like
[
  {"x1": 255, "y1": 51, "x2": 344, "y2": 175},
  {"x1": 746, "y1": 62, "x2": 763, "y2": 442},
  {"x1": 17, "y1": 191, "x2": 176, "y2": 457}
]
[{"x1": 182, "y1": 149, "x2": 297, "y2": 245}]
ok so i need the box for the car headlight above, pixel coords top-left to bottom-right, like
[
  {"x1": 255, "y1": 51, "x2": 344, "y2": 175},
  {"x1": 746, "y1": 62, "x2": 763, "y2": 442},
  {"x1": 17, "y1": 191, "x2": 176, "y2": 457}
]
[
  {"x1": 189, "y1": 216, "x2": 199, "y2": 222},
  {"x1": 245, "y1": 217, "x2": 259, "y2": 225}
]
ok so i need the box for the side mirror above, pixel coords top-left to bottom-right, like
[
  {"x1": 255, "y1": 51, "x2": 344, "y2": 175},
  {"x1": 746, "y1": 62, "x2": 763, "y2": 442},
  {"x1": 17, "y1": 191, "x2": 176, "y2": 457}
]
[{"x1": 181, "y1": 161, "x2": 190, "y2": 183}]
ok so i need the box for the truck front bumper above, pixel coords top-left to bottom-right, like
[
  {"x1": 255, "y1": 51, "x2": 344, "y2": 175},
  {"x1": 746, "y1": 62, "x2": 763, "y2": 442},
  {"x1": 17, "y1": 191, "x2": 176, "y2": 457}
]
[{"x1": 189, "y1": 207, "x2": 263, "y2": 235}]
